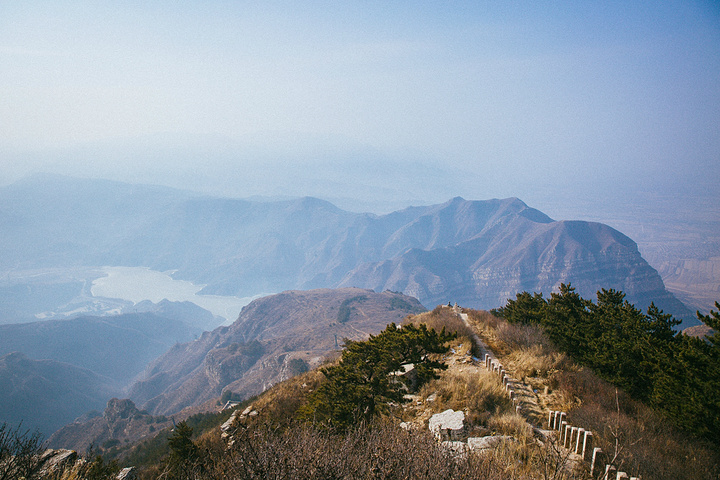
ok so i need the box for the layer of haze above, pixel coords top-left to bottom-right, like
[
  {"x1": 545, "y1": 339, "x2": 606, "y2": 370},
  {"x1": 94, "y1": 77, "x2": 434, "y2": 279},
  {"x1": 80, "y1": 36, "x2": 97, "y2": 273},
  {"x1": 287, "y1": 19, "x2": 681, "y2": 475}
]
[{"x1": 1, "y1": 1, "x2": 718, "y2": 219}]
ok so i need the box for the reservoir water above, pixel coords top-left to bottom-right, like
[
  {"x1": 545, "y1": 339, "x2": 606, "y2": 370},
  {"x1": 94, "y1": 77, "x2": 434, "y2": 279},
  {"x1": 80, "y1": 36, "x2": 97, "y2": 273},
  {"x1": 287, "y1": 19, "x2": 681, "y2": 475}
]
[{"x1": 91, "y1": 266, "x2": 258, "y2": 324}]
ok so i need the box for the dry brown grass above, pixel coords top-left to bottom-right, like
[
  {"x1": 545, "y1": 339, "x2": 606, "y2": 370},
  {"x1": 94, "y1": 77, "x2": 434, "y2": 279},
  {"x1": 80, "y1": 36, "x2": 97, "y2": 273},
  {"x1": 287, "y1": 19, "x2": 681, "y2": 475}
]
[
  {"x1": 504, "y1": 344, "x2": 568, "y2": 380},
  {"x1": 558, "y1": 367, "x2": 720, "y2": 480},
  {"x1": 129, "y1": 307, "x2": 720, "y2": 480},
  {"x1": 419, "y1": 369, "x2": 512, "y2": 430},
  {"x1": 241, "y1": 368, "x2": 326, "y2": 426},
  {"x1": 487, "y1": 412, "x2": 534, "y2": 441},
  {"x1": 454, "y1": 309, "x2": 720, "y2": 479},
  {"x1": 464, "y1": 309, "x2": 511, "y2": 355}
]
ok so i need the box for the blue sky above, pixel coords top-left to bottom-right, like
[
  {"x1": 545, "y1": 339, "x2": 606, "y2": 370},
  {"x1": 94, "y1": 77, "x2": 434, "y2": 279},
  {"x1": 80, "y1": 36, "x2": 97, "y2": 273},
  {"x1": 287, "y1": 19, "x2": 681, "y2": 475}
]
[{"x1": 1, "y1": 1, "x2": 718, "y2": 216}]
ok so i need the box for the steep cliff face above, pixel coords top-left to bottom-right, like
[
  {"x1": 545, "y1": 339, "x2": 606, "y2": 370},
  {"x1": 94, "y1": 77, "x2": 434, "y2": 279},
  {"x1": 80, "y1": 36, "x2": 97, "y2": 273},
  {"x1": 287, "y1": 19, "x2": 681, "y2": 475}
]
[
  {"x1": 203, "y1": 341, "x2": 264, "y2": 389},
  {"x1": 129, "y1": 288, "x2": 426, "y2": 416}
]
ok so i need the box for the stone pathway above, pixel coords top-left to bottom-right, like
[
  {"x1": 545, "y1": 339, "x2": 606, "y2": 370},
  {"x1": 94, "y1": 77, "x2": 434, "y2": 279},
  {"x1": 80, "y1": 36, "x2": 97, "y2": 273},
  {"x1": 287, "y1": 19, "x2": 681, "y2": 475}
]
[
  {"x1": 454, "y1": 306, "x2": 611, "y2": 477},
  {"x1": 455, "y1": 307, "x2": 545, "y2": 426}
]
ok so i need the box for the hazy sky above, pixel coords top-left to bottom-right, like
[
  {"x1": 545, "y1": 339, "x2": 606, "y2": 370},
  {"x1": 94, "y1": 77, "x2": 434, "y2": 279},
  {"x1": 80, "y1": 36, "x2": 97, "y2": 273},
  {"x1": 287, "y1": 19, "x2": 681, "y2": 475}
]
[{"x1": 1, "y1": 1, "x2": 719, "y2": 216}]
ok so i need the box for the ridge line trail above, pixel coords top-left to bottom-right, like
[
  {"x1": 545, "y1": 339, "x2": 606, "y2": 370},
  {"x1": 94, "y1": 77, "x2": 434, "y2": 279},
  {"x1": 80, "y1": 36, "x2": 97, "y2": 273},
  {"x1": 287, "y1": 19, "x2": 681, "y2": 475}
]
[
  {"x1": 456, "y1": 310, "x2": 494, "y2": 361},
  {"x1": 456, "y1": 308, "x2": 546, "y2": 428}
]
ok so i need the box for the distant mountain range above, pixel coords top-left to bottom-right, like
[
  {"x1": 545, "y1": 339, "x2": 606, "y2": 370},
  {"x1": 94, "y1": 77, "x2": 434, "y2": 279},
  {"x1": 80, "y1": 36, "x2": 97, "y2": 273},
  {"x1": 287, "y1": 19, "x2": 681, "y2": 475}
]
[
  {"x1": 0, "y1": 303, "x2": 213, "y2": 437},
  {"x1": 0, "y1": 352, "x2": 118, "y2": 437},
  {"x1": 0, "y1": 311, "x2": 204, "y2": 387},
  {"x1": 0, "y1": 174, "x2": 692, "y2": 325}
]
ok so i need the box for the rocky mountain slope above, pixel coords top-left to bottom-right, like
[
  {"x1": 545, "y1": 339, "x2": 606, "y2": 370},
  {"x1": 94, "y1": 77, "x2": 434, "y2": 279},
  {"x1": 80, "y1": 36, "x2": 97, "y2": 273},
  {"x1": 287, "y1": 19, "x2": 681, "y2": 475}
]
[
  {"x1": 129, "y1": 288, "x2": 425, "y2": 415},
  {"x1": 339, "y1": 212, "x2": 682, "y2": 315},
  {"x1": 0, "y1": 174, "x2": 691, "y2": 323}
]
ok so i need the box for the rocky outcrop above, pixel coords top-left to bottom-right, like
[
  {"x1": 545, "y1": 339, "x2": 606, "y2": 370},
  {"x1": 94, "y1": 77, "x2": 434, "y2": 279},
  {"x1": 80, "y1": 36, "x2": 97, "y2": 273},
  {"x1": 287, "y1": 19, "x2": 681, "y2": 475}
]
[
  {"x1": 467, "y1": 435, "x2": 516, "y2": 451},
  {"x1": 204, "y1": 341, "x2": 264, "y2": 388},
  {"x1": 49, "y1": 398, "x2": 173, "y2": 452},
  {"x1": 39, "y1": 449, "x2": 78, "y2": 476},
  {"x1": 103, "y1": 398, "x2": 139, "y2": 423},
  {"x1": 117, "y1": 467, "x2": 137, "y2": 479}
]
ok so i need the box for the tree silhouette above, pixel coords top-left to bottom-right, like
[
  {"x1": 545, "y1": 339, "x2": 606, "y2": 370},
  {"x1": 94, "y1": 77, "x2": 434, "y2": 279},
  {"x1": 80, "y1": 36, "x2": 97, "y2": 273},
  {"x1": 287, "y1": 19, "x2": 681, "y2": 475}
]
[{"x1": 167, "y1": 421, "x2": 198, "y2": 462}]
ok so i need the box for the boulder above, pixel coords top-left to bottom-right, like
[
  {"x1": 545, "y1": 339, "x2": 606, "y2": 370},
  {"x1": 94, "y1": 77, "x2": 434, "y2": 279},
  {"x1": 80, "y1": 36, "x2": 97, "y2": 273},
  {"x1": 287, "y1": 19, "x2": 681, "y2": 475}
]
[
  {"x1": 39, "y1": 449, "x2": 78, "y2": 476},
  {"x1": 117, "y1": 466, "x2": 137, "y2": 479}
]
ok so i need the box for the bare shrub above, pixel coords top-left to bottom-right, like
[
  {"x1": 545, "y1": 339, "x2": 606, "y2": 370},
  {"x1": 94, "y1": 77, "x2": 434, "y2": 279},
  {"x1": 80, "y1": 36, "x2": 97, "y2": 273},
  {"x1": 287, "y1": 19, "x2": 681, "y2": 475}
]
[
  {"x1": 496, "y1": 322, "x2": 547, "y2": 350},
  {"x1": 557, "y1": 369, "x2": 720, "y2": 480},
  {"x1": 0, "y1": 422, "x2": 47, "y2": 480},
  {"x1": 527, "y1": 434, "x2": 583, "y2": 480},
  {"x1": 206, "y1": 420, "x2": 511, "y2": 479},
  {"x1": 469, "y1": 433, "x2": 584, "y2": 480},
  {"x1": 556, "y1": 367, "x2": 630, "y2": 413}
]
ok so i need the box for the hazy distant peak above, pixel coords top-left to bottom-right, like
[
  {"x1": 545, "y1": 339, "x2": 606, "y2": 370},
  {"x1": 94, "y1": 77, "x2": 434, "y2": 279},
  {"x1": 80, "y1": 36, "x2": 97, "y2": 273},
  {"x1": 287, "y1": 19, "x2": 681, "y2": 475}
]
[
  {"x1": 290, "y1": 196, "x2": 344, "y2": 212},
  {"x1": 418, "y1": 196, "x2": 552, "y2": 227},
  {"x1": 4, "y1": 173, "x2": 197, "y2": 206},
  {"x1": 0, "y1": 175, "x2": 691, "y2": 326},
  {"x1": 554, "y1": 220, "x2": 637, "y2": 250}
]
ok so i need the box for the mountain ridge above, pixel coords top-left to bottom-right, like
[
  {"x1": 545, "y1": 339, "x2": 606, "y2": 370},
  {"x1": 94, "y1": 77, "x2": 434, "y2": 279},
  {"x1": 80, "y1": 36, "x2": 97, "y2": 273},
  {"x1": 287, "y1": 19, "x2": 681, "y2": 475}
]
[{"x1": 0, "y1": 174, "x2": 692, "y2": 324}]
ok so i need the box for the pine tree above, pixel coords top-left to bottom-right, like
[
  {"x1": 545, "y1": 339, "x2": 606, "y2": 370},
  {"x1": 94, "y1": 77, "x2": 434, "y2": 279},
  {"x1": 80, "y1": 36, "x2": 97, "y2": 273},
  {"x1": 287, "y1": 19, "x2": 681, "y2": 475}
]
[
  {"x1": 300, "y1": 323, "x2": 455, "y2": 430},
  {"x1": 496, "y1": 287, "x2": 720, "y2": 444}
]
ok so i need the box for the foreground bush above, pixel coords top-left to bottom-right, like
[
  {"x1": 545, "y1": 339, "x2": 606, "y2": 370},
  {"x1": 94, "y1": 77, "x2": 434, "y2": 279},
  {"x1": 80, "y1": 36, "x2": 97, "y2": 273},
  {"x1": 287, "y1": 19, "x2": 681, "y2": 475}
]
[
  {"x1": 159, "y1": 419, "x2": 591, "y2": 480},
  {"x1": 0, "y1": 422, "x2": 46, "y2": 480}
]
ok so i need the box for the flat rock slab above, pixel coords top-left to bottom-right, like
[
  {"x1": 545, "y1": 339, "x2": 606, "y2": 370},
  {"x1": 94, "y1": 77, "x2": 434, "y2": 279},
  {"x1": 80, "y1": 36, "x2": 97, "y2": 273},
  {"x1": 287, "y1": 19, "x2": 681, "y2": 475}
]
[
  {"x1": 440, "y1": 441, "x2": 469, "y2": 456},
  {"x1": 429, "y1": 409, "x2": 465, "y2": 440},
  {"x1": 467, "y1": 435, "x2": 516, "y2": 451}
]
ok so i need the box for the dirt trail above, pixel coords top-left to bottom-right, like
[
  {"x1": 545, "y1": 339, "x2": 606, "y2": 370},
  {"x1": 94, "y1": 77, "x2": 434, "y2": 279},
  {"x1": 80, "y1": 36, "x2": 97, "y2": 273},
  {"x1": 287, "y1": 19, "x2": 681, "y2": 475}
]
[{"x1": 455, "y1": 307, "x2": 547, "y2": 429}]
